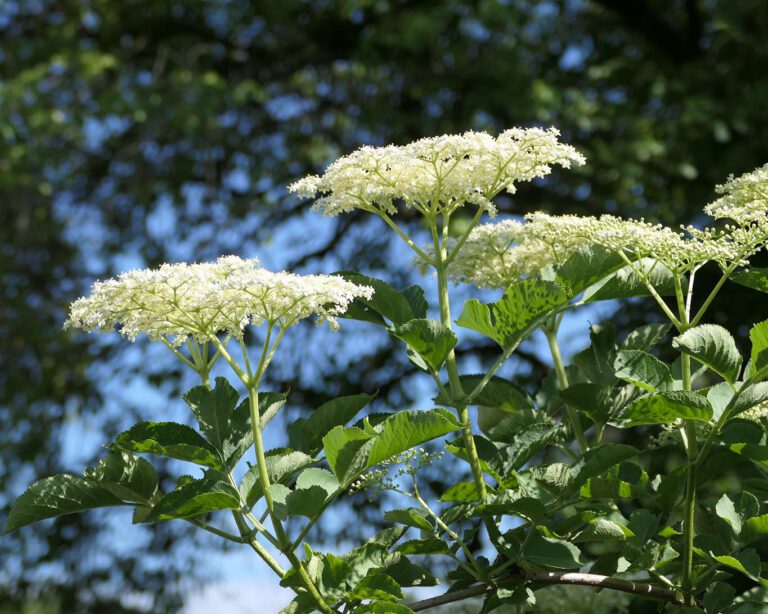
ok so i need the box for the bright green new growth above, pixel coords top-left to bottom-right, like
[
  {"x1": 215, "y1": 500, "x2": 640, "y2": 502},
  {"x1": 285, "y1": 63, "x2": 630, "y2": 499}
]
[{"x1": 7, "y1": 129, "x2": 768, "y2": 614}]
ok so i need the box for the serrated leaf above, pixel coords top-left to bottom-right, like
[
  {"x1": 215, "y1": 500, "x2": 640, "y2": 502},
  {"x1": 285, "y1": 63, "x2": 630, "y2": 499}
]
[
  {"x1": 83, "y1": 451, "x2": 158, "y2": 504},
  {"x1": 750, "y1": 319, "x2": 768, "y2": 378},
  {"x1": 337, "y1": 272, "x2": 424, "y2": 326},
  {"x1": 440, "y1": 481, "x2": 483, "y2": 503},
  {"x1": 555, "y1": 244, "x2": 626, "y2": 296},
  {"x1": 731, "y1": 267, "x2": 768, "y2": 293},
  {"x1": 559, "y1": 383, "x2": 614, "y2": 425},
  {"x1": 144, "y1": 477, "x2": 240, "y2": 521},
  {"x1": 582, "y1": 258, "x2": 675, "y2": 303},
  {"x1": 456, "y1": 279, "x2": 567, "y2": 348},
  {"x1": 351, "y1": 603, "x2": 414, "y2": 614},
  {"x1": 384, "y1": 507, "x2": 434, "y2": 531},
  {"x1": 572, "y1": 324, "x2": 617, "y2": 386},
  {"x1": 617, "y1": 391, "x2": 712, "y2": 427},
  {"x1": 112, "y1": 421, "x2": 224, "y2": 470},
  {"x1": 703, "y1": 581, "x2": 736, "y2": 614},
  {"x1": 742, "y1": 514, "x2": 768, "y2": 543},
  {"x1": 385, "y1": 556, "x2": 438, "y2": 587},
  {"x1": 391, "y1": 318, "x2": 457, "y2": 371},
  {"x1": 6, "y1": 475, "x2": 124, "y2": 532},
  {"x1": 183, "y1": 377, "x2": 239, "y2": 450},
  {"x1": 240, "y1": 449, "x2": 315, "y2": 506},
  {"x1": 435, "y1": 375, "x2": 533, "y2": 412},
  {"x1": 289, "y1": 393, "x2": 375, "y2": 454},
  {"x1": 614, "y1": 349, "x2": 673, "y2": 392},
  {"x1": 621, "y1": 323, "x2": 672, "y2": 352},
  {"x1": 569, "y1": 444, "x2": 639, "y2": 492},
  {"x1": 365, "y1": 408, "x2": 460, "y2": 468},
  {"x1": 673, "y1": 325, "x2": 742, "y2": 384},
  {"x1": 716, "y1": 494, "x2": 742, "y2": 535},
  {"x1": 714, "y1": 548, "x2": 761, "y2": 581},
  {"x1": 348, "y1": 574, "x2": 403, "y2": 602},
  {"x1": 285, "y1": 468, "x2": 339, "y2": 518},
  {"x1": 470, "y1": 494, "x2": 545, "y2": 521},
  {"x1": 574, "y1": 518, "x2": 628, "y2": 542},
  {"x1": 523, "y1": 535, "x2": 584, "y2": 569},
  {"x1": 396, "y1": 538, "x2": 450, "y2": 555},
  {"x1": 629, "y1": 509, "x2": 659, "y2": 545},
  {"x1": 732, "y1": 382, "x2": 768, "y2": 417}
]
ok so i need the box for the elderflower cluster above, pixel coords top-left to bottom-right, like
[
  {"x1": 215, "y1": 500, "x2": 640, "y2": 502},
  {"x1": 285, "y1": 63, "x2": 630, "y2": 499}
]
[
  {"x1": 704, "y1": 163, "x2": 768, "y2": 225},
  {"x1": 65, "y1": 256, "x2": 374, "y2": 345},
  {"x1": 741, "y1": 401, "x2": 768, "y2": 423},
  {"x1": 445, "y1": 212, "x2": 750, "y2": 289},
  {"x1": 289, "y1": 128, "x2": 585, "y2": 218}
]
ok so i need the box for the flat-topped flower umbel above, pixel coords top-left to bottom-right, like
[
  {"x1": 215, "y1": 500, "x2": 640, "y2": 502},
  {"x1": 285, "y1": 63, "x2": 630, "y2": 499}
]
[
  {"x1": 65, "y1": 255, "x2": 374, "y2": 344},
  {"x1": 289, "y1": 127, "x2": 586, "y2": 218}
]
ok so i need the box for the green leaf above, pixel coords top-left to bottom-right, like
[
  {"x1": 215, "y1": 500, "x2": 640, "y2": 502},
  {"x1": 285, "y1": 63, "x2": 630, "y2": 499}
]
[
  {"x1": 673, "y1": 325, "x2": 742, "y2": 384},
  {"x1": 749, "y1": 319, "x2": 768, "y2": 377},
  {"x1": 396, "y1": 538, "x2": 450, "y2": 555},
  {"x1": 351, "y1": 603, "x2": 414, "y2": 614},
  {"x1": 569, "y1": 444, "x2": 639, "y2": 492},
  {"x1": 574, "y1": 518, "x2": 628, "y2": 542},
  {"x1": 391, "y1": 318, "x2": 457, "y2": 371},
  {"x1": 617, "y1": 391, "x2": 712, "y2": 427},
  {"x1": 523, "y1": 535, "x2": 584, "y2": 569},
  {"x1": 572, "y1": 324, "x2": 617, "y2": 386},
  {"x1": 742, "y1": 514, "x2": 768, "y2": 543},
  {"x1": 731, "y1": 267, "x2": 768, "y2": 293},
  {"x1": 703, "y1": 581, "x2": 737, "y2": 614},
  {"x1": 621, "y1": 323, "x2": 672, "y2": 352},
  {"x1": 440, "y1": 481, "x2": 483, "y2": 503},
  {"x1": 385, "y1": 556, "x2": 438, "y2": 587},
  {"x1": 337, "y1": 272, "x2": 425, "y2": 326},
  {"x1": 715, "y1": 494, "x2": 742, "y2": 535},
  {"x1": 321, "y1": 426, "x2": 375, "y2": 486},
  {"x1": 112, "y1": 421, "x2": 224, "y2": 470},
  {"x1": 629, "y1": 509, "x2": 659, "y2": 545},
  {"x1": 384, "y1": 507, "x2": 434, "y2": 531},
  {"x1": 240, "y1": 448, "x2": 315, "y2": 506},
  {"x1": 732, "y1": 382, "x2": 768, "y2": 417},
  {"x1": 285, "y1": 468, "x2": 339, "y2": 518},
  {"x1": 582, "y1": 258, "x2": 675, "y2": 303},
  {"x1": 5, "y1": 475, "x2": 124, "y2": 533},
  {"x1": 456, "y1": 279, "x2": 567, "y2": 348},
  {"x1": 559, "y1": 383, "x2": 614, "y2": 425},
  {"x1": 435, "y1": 375, "x2": 533, "y2": 413},
  {"x1": 555, "y1": 244, "x2": 626, "y2": 296},
  {"x1": 366, "y1": 408, "x2": 460, "y2": 467},
  {"x1": 470, "y1": 494, "x2": 545, "y2": 522},
  {"x1": 348, "y1": 574, "x2": 403, "y2": 602},
  {"x1": 323, "y1": 409, "x2": 459, "y2": 485},
  {"x1": 183, "y1": 377, "x2": 239, "y2": 450},
  {"x1": 145, "y1": 477, "x2": 240, "y2": 522},
  {"x1": 614, "y1": 349, "x2": 673, "y2": 392},
  {"x1": 289, "y1": 393, "x2": 375, "y2": 454},
  {"x1": 714, "y1": 548, "x2": 761, "y2": 581},
  {"x1": 83, "y1": 451, "x2": 158, "y2": 504}
]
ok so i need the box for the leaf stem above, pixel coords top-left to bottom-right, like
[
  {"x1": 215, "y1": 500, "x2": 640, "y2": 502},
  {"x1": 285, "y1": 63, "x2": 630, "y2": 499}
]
[{"x1": 542, "y1": 320, "x2": 588, "y2": 452}]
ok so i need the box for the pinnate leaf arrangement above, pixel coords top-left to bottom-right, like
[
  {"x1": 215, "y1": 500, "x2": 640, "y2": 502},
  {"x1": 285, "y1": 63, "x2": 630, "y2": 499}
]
[{"x1": 7, "y1": 128, "x2": 768, "y2": 613}]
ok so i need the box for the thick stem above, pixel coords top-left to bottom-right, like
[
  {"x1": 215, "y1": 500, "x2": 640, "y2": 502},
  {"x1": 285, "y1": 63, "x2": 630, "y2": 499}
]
[
  {"x1": 248, "y1": 388, "x2": 334, "y2": 613},
  {"x1": 407, "y1": 571, "x2": 690, "y2": 611},
  {"x1": 543, "y1": 325, "x2": 588, "y2": 453},
  {"x1": 433, "y1": 223, "x2": 487, "y2": 500}
]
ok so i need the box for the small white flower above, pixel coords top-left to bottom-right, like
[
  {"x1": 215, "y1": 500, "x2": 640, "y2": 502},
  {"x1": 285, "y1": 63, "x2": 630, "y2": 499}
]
[
  {"x1": 289, "y1": 127, "x2": 586, "y2": 218},
  {"x1": 65, "y1": 256, "x2": 374, "y2": 345},
  {"x1": 704, "y1": 163, "x2": 768, "y2": 225}
]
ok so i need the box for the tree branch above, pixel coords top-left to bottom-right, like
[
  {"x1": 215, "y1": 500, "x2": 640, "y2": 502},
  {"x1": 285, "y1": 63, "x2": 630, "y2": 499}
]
[{"x1": 408, "y1": 570, "x2": 695, "y2": 611}]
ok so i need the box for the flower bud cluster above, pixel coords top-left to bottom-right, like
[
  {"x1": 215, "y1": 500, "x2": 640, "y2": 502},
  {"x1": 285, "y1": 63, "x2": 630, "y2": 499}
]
[
  {"x1": 289, "y1": 128, "x2": 585, "y2": 218},
  {"x1": 704, "y1": 163, "x2": 768, "y2": 225},
  {"x1": 65, "y1": 256, "x2": 374, "y2": 344}
]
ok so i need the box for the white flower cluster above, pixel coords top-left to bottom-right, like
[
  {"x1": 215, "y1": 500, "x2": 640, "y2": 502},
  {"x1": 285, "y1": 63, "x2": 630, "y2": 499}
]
[
  {"x1": 705, "y1": 163, "x2": 768, "y2": 225},
  {"x1": 446, "y1": 213, "x2": 750, "y2": 289},
  {"x1": 289, "y1": 128, "x2": 585, "y2": 218},
  {"x1": 65, "y1": 256, "x2": 374, "y2": 344},
  {"x1": 741, "y1": 400, "x2": 768, "y2": 423}
]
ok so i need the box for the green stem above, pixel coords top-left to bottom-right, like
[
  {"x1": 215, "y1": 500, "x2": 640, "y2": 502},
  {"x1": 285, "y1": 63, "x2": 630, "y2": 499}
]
[
  {"x1": 675, "y1": 274, "x2": 698, "y2": 606},
  {"x1": 248, "y1": 387, "x2": 334, "y2": 614},
  {"x1": 543, "y1": 324, "x2": 588, "y2": 453},
  {"x1": 433, "y1": 226, "x2": 487, "y2": 500}
]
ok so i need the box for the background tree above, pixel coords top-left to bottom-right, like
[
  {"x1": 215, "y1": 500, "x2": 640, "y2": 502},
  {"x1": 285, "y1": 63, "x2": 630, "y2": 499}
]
[{"x1": 2, "y1": 0, "x2": 768, "y2": 610}]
